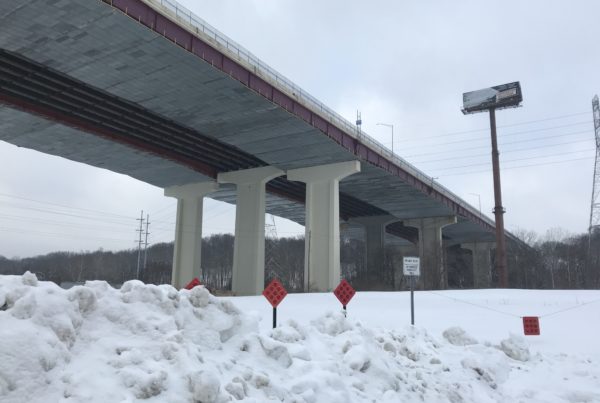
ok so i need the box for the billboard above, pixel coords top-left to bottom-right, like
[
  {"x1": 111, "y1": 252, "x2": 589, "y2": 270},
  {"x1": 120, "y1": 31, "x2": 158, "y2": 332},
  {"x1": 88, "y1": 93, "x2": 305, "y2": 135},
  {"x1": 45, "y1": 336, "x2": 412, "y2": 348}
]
[{"x1": 462, "y1": 82, "x2": 522, "y2": 114}]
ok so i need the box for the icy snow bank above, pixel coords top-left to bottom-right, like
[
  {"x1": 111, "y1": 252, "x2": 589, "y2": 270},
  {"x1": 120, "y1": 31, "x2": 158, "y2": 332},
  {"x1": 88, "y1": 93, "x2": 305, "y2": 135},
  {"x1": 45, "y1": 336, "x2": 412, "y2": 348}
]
[
  {"x1": 0, "y1": 273, "x2": 253, "y2": 403},
  {"x1": 1, "y1": 273, "x2": 599, "y2": 402}
]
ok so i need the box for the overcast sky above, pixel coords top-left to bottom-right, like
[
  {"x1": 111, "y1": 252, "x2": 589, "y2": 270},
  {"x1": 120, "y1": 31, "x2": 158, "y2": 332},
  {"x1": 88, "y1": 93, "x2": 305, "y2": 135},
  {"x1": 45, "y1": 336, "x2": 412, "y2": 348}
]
[{"x1": 1, "y1": 0, "x2": 599, "y2": 258}]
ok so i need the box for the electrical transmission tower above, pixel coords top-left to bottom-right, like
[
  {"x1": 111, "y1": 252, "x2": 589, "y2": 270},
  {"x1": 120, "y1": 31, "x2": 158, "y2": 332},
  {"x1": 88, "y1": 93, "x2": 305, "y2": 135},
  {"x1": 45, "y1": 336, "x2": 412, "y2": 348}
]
[
  {"x1": 265, "y1": 214, "x2": 281, "y2": 282},
  {"x1": 135, "y1": 210, "x2": 145, "y2": 280},
  {"x1": 589, "y1": 96, "x2": 600, "y2": 237}
]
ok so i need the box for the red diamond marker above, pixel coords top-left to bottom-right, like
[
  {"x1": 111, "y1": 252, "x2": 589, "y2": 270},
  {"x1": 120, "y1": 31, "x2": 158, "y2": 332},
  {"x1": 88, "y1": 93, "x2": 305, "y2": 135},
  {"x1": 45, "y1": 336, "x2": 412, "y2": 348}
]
[
  {"x1": 334, "y1": 279, "x2": 356, "y2": 307},
  {"x1": 184, "y1": 277, "x2": 202, "y2": 290},
  {"x1": 263, "y1": 279, "x2": 287, "y2": 308},
  {"x1": 523, "y1": 316, "x2": 540, "y2": 335}
]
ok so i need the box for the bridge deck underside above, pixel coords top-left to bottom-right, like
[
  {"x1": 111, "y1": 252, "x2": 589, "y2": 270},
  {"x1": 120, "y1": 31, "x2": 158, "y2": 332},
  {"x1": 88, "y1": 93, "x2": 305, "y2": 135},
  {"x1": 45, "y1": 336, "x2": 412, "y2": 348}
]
[{"x1": 0, "y1": 0, "x2": 494, "y2": 244}]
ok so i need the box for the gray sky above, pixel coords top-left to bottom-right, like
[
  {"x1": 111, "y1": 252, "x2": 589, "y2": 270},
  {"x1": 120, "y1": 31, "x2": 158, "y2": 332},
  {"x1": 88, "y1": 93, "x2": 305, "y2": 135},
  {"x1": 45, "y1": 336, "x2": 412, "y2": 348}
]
[{"x1": 1, "y1": 0, "x2": 599, "y2": 257}]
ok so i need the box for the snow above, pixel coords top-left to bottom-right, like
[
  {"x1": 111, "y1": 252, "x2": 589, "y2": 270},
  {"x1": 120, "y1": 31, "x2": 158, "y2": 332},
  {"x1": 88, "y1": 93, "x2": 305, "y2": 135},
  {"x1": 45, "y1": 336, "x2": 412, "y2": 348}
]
[{"x1": 1, "y1": 272, "x2": 600, "y2": 402}]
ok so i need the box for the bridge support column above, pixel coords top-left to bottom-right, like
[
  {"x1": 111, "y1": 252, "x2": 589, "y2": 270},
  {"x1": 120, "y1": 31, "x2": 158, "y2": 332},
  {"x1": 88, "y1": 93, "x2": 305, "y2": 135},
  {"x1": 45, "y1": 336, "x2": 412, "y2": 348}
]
[
  {"x1": 462, "y1": 242, "x2": 495, "y2": 288},
  {"x1": 164, "y1": 182, "x2": 218, "y2": 289},
  {"x1": 404, "y1": 216, "x2": 457, "y2": 290},
  {"x1": 218, "y1": 166, "x2": 284, "y2": 296},
  {"x1": 351, "y1": 215, "x2": 398, "y2": 283},
  {"x1": 288, "y1": 161, "x2": 361, "y2": 292}
]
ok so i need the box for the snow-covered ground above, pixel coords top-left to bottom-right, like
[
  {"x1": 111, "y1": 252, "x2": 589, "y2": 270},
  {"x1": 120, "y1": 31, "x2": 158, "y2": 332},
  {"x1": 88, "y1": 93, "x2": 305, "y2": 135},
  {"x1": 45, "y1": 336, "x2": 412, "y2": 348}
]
[{"x1": 1, "y1": 273, "x2": 599, "y2": 402}]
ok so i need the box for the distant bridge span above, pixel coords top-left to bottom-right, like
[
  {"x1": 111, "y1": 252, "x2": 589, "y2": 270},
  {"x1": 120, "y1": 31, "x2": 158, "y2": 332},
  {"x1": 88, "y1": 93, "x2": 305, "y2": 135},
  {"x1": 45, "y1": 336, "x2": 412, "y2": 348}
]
[{"x1": 0, "y1": 0, "x2": 508, "y2": 293}]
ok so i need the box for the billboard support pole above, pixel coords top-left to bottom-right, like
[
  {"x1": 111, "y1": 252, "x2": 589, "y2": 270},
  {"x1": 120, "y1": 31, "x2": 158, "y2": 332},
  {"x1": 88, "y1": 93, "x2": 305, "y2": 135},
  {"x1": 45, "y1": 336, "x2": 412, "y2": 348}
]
[{"x1": 489, "y1": 108, "x2": 508, "y2": 288}]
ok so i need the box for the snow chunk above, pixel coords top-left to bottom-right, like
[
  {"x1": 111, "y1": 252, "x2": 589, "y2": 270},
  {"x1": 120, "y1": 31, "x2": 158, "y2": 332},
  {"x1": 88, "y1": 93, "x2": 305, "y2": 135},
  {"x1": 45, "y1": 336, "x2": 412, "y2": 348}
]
[
  {"x1": 68, "y1": 286, "x2": 97, "y2": 314},
  {"x1": 499, "y1": 334, "x2": 530, "y2": 362},
  {"x1": 311, "y1": 312, "x2": 352, "y2": 336},
  {"x1": 188, "y1": 285, "x2": 210, "y2": 308},
  {"x1": 344, "y1": 345, "x2": 371, "y2": 372},
  {"x1": 259, "y1": 336, "x2": 293, "y2": 367},
  {"x1": 189, "y1": 370, "x2": 221, "y2": 403},
  {"x1": 271, "y1": 325, "x2": 303, "y2": 343},
  {"x1": 121, "y1": 368, "x2": 168, "y2": 399},
  {"x1": 10, "y1": 292, "x2": 37, "y2": 319},
  {"x1": 225, "y1": 378, "x2": 247, "y2": 400},
  {"x1": 461, "y1": 352, "x2": 509, "y2": 389},
  {"x1": 21, "y1": 271, "x2": 38, "y2": 286},
  {"x1": 443, "y1": 327, "x2": 478, "y2": 346}
]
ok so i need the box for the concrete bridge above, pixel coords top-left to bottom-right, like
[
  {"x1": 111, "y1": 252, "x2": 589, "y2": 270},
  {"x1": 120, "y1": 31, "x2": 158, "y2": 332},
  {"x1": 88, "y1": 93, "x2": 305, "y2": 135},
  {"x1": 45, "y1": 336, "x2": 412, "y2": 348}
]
[{"x1": 0, "y1": 0, "x2": 508, "y2": 294}]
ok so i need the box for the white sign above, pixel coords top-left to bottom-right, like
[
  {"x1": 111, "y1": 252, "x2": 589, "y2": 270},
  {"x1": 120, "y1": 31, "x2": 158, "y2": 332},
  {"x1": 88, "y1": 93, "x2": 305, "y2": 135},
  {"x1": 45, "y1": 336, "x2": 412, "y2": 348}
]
[{"x1": 403, "y1": 257, "x2": 420, "y2": 276}]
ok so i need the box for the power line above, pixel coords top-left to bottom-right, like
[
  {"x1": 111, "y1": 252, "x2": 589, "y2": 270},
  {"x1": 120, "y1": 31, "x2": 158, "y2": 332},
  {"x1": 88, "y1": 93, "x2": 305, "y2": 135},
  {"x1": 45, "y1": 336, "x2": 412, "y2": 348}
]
[
  {"x1": 404, "y1": 131, "x2": 591, "y2": 159},
  {"x1": 0, "y1": 200, "x2": 137, "y2": 224},
  {"x1": 396, "y1": 120, "x2": 591, "y2": 151},
  {"x1": 0, "y1": 213, "x2": 136, "y2": 232},
  {"x1": 151, "y1": 200, "x2": 235, "y2": 226},
  {"x1": 0, "y1": 192, "x2": 135, "y2": 220},
  {"x1": 435, "y1": 156, "x2": 594, "y2": 177},
  {"x1": 394, "y1": 110, "x2": 590, "y2": 144},
  {"x1": 0, "y1": 226, "x2": 134, "y2": 243},
  {"x1": 418, "y1": 149, "x2": 593, "y2": 170},
  {"x1": 412, "y1": 144, "x2": 592, "y2": 165},
  {"x1": 151, "y1": 202, "x2": 176, "y2": 216}
]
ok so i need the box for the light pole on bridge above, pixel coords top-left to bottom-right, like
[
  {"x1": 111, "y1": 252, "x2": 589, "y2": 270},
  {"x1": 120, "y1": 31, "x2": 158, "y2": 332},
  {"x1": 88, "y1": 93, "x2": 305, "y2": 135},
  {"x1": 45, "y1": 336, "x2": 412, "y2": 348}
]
[
  {"x1": 468, "y1": 192, "x2": 482, "y2": 218},
  {"x1": 376, "y1": 122, "x2": 394, "y2": 156}
]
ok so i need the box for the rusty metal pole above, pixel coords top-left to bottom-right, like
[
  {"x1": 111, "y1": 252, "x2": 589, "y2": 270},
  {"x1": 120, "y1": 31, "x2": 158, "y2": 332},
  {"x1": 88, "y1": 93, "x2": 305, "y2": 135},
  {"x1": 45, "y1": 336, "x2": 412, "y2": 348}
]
[{"x1": 489, "y1": 108, "x2": 508, "y2": 287}]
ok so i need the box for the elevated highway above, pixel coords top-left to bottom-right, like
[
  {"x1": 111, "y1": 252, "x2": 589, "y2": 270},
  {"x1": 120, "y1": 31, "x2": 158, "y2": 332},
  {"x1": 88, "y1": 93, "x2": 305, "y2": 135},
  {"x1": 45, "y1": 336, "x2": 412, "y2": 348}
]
[{"x1": 0, "y1": 0, "x2": 509, "y2": 293}]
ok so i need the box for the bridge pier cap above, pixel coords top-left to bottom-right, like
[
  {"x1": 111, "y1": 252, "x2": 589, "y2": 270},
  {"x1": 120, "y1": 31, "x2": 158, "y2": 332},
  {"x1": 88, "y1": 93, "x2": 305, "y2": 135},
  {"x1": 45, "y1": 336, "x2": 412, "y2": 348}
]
[
  {"x1": 287, "y1": 160, "x2": 361, "y2": 292},
  {"x1": 164, "y1": 181, "x2": 219, "y2": 289},
  {"x1": 462, "y1": 241, "x2": 496, "y2": 289},
  {"x1": 404, "y1": 216, "x2": 457, "y2": 290},
  {"x1": 350, "y1": 215, "x2": 400, "y2": 280},
  {"x1": 218, "y1": 166, "x2": 284, "y2": 296}
]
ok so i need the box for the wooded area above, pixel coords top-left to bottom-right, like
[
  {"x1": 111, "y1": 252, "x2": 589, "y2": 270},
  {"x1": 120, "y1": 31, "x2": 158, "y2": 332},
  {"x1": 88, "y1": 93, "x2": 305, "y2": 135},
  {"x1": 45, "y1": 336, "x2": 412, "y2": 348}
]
[{"x1": 0, "y1": 229, "x2": 598, "y2": 291}]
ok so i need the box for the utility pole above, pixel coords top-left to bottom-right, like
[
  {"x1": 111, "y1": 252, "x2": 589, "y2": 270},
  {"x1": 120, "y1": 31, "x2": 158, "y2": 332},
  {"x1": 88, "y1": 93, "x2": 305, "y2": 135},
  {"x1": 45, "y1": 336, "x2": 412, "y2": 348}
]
[
  {"x1": 136, "y1": 210, "x2": 145, "y2": 280},
  {"x1": 143, "y1": 213, "x2": 150, "y2": 281},
  {"x1": 589, "y1": 95, "x2": 600, "y2": 285}
]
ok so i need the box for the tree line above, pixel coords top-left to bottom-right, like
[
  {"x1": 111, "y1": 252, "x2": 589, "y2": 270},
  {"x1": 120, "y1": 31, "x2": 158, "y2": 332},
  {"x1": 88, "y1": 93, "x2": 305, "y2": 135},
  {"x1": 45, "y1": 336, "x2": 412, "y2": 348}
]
[{"x1": 0, "y1": 229, "x2": 598, "y2": 291}]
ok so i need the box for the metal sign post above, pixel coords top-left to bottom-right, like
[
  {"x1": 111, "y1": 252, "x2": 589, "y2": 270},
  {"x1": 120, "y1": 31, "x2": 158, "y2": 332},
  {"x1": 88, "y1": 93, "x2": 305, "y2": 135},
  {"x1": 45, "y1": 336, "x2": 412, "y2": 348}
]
[
  {"x1": 403, "y1": 257, "x2": 420, "y2": 326},
  {"x1": 410, "y1": 275, "x2": 415, "y2": 325}
]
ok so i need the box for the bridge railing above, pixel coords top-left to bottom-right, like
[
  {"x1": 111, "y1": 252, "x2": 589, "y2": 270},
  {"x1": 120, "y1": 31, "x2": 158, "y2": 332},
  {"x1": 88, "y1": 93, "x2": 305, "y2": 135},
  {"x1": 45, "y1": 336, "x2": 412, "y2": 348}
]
[{"x1": 148, "y1": 0, "x2": 494, "y2": 228}]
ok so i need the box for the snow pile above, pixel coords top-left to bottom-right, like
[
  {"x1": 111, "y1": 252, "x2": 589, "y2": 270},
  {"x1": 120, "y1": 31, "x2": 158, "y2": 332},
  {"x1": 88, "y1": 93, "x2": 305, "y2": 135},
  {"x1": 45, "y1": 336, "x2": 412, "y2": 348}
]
[
  {"x1": 442, "y1": 326, "x2": 478, "y2": 346},
  {"x1": 1, "y1": 273, "x2": 600, "y2": 402},
  {"x1": 499, "y1": 334, "x2": 531, "y2": 362}
]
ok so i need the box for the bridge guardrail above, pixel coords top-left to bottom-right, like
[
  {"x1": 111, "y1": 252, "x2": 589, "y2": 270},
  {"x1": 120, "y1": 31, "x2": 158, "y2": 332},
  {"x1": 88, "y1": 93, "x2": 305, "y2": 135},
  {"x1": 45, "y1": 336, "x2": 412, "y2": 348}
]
[{"x1": 144, "y1": 0, "x2": 496, "y2": 229}]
